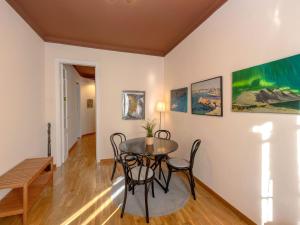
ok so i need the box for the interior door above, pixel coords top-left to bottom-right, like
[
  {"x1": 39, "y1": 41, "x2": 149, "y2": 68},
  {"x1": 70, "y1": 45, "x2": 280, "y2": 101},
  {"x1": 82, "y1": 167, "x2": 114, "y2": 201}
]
[
  {"x1": 62, "y1": 67, "x2": 69, "y2": 162},
  {"x1": 67, "y1": 75, "x2": 79, "y2": 149},
  {"x1": 76, "y1": 83, "x2": 81, "y2": 138},
  {"x1": 62, "y1": 65, "x2": 81, "y2": 163}
]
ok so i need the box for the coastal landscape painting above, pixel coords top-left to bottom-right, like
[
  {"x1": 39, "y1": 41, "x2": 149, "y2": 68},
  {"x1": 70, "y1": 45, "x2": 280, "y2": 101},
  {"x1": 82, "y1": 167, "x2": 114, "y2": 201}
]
[
  {"x1": 232, "y1": 54, "x2": 300, "y2": 114},
  {"x1": 122, "y1": 90, "x2": 145, "y2": 120},
  {"x1": 191, "y1": 77, "x2": 223, "y2": 116},
  {"x1": 171, "y1": 87, "x2": 188, "y2": 112}
]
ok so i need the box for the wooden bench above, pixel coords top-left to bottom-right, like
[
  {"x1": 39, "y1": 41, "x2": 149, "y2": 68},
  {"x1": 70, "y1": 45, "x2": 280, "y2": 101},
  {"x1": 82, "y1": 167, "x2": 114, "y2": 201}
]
[{"x1": 0, "y1": 157, "x2": 53, "y2": 224}]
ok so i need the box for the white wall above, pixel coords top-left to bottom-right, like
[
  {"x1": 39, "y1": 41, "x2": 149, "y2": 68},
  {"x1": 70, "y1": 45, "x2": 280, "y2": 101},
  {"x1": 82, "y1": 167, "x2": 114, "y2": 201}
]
[
  {"x1": 44, "y1": 43, "x2": 164, "y2": 166},
  {"x1": 0, "y1": 1, "x2": 45, "y2": 198},
  {"x1": 80, "y1": 78, "x2": 96, "y2": 136},
  {"x1": 164, "y1": 0, "x2": 300, "y2": 224}
]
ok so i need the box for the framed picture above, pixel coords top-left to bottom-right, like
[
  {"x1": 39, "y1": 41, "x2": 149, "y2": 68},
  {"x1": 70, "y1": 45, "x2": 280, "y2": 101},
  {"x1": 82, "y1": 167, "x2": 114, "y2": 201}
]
[
  {"x1": 191, "y1": 76, "x2": 223, "y2": 116},
  {"x1": 232, "y1": 54, "x2": 300, "y2": 114},
  {"x1": 122, "y1": 90, "x2": 145, "y2": 120},
  {"x1": 87, "y1": 99, "x2": 93, "y2": 108},
  {"x1": 170, "y1": 87, "x2": 188, "y2": 112}
]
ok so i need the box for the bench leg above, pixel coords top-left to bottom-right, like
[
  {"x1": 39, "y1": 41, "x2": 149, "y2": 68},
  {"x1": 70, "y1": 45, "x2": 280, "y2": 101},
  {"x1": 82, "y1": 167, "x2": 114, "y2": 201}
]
[
  {"x1": 23, "y1": 185, "x2": 28, "y2": 225},
  {"x1": 50, "y1": 161, "x2": 54, "y2": 185}
]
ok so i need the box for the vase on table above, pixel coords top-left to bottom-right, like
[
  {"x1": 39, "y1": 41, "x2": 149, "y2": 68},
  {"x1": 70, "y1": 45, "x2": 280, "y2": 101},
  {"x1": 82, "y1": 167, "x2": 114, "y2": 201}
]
[
  {"x1": 142, "y1": 119, "x2": 156, "y2": 145},
  {"x1": 146, "y1": 137, "x2": 154, "y2": 145}
]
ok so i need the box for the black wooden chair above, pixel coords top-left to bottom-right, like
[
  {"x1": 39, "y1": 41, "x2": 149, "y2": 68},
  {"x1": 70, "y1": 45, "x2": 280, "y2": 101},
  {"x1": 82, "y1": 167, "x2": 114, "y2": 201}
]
[
  {"x1": 153, "y1": 130, "x2": 171, "y2": 180},
  {"x1": 165, "y1": 139, "x2": 201, "y2": 200},
  {"x1": 120, "y1": 153, "x2": 155, "y2": 223},
  {"x1": 154, "y1": 129, "x2": 171, "y2": 140},
  {"x1": 110, "y1": 133, "x2": 136, "y2": 181}
]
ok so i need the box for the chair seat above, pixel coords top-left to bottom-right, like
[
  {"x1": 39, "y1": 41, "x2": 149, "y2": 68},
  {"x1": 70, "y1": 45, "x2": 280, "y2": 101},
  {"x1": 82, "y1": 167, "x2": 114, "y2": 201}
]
[
  {"x1": 130, "y1": 166, "x2": 154, "y2": 181},
  {"x1": 167, "y1": 158, "x2": 190, "y2": 168},
  {"x1": 118, "y1": 154, "x2": 136, "y2": 162}
]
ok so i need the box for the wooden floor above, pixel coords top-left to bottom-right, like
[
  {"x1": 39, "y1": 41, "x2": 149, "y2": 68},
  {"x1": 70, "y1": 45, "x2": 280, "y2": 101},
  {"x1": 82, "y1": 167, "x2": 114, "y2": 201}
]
[{"x1": 0, "y1": 134, "x2": 250, "y2": 225}]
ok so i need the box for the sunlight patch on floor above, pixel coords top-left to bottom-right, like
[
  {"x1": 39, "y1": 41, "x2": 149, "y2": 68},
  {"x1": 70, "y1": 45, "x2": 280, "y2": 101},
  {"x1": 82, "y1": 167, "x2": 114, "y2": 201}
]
[
  {"x1": 80, "y1": 186, "x2": 124, "y2": 225},
  {"x1": 60, "y1": 187, "x2": 112, "y2": 225},
  {"x1": 82, "y1": 204, "x2": 121, "y2": 225},
  {"x1": 60, "y1": 178, "x2": 125, "y2": 225},
  {"x1": 101, "y1": 205, "x2": 121, "y2": 225}
]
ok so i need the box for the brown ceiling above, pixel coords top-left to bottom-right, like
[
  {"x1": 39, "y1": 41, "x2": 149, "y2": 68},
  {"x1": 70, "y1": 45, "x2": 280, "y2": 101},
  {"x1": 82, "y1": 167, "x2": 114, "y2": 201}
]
[
  {"x1": 73, "y1": 65, "x2": 95, "y2": 80},
  {"x1": 6, "y1": 0, "x2": 227, "y2": 56}
]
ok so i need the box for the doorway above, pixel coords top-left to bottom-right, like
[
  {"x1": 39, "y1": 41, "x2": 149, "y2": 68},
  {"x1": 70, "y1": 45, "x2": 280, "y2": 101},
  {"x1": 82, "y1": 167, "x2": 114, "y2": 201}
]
[{"x1": 61, "y1": 63, "x2": 96, "y2": 163}]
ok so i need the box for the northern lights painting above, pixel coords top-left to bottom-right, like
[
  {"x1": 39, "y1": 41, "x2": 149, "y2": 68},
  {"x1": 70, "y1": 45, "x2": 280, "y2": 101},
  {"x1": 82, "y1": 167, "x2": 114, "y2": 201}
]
[
  {"x1": 171, "y1": 87, "x2": 188, "y2": 112},
  {"x1": 191, "y1": 76, "x2": 223, "y2": 116},
  {"x1": 232, "y1": 54, "x2": 300, "y2": 114}
]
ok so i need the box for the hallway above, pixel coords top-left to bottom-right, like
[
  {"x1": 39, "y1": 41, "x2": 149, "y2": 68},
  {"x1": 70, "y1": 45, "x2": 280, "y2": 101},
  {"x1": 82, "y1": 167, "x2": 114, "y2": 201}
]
[{"x1": 0, "y1": 135, "x2": 249, "y2": 225}]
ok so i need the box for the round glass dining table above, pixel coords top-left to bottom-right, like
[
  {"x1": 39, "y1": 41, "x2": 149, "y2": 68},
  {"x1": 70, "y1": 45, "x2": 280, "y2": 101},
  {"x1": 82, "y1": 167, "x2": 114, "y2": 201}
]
[
  {"x1": 119, "y1": 137, "x2": 178, "y2": 156},
  {"x1": 119, "y1": 137, "x2": 178, "y2": 191}
]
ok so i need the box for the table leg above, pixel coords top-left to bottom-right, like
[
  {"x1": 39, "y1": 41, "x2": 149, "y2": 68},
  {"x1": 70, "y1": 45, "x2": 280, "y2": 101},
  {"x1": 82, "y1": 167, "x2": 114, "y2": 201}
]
[
  {"x1": 152, "y1": 156, "x2": 168, "y2": 192},
  {"x1": 23, "y1": 185, "x2": 28, "y2": 225}
]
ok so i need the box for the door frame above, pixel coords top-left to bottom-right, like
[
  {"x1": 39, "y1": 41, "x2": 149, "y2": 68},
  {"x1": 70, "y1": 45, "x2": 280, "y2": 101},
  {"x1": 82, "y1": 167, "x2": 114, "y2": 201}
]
[
  {"x1": 75, "y1": 82, "x2": 81, "y2": 138},
  {"x1": 55, "y1": 59, "x2": 99, "y2": 167},
  {"x1": 62, "y1": 66, "x2": 68, "y2": 163}
]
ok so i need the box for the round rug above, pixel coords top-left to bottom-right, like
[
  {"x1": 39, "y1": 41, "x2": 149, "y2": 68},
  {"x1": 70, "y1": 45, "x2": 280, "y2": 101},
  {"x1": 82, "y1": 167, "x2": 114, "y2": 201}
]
[{"x1": 111, "y1": 175, "x2": 189, "y2": 217}]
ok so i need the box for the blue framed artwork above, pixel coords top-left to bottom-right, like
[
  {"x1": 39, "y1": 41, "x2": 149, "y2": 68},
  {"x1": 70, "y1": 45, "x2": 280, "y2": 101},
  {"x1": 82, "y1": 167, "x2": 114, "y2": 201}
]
[
  {"x1": 170, "y1": 87, "x2": 188, "y2": 112},
  {"x1": 191, "y1": 76, "x2": 223, "y2": 116}
]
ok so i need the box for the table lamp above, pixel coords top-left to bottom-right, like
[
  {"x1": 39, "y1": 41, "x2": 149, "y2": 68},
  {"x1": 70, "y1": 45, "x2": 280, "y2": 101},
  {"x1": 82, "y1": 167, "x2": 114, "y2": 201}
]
[{"x1": 156, "y1": 101, "x2": 166, "y2": 130}]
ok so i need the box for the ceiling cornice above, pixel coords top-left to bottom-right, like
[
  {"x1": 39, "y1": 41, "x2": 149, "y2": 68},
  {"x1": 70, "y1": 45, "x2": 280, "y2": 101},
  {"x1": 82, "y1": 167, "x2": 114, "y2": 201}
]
[{"x1": 44, "y1": 36, "x2": 166, "y2": 57}]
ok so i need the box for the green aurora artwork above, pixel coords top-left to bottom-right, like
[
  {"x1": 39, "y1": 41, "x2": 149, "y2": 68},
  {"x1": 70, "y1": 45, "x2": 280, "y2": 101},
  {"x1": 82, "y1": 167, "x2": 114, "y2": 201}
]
[{"x1": 232, "y1": 54, "x2": 300, "y2": 114}]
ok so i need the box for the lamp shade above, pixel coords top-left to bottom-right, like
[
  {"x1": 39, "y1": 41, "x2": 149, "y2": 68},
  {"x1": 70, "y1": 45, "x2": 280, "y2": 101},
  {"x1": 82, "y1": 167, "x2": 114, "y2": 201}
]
[{"x1": 156, "y1": 101, "x2": 166, "y2": 112}]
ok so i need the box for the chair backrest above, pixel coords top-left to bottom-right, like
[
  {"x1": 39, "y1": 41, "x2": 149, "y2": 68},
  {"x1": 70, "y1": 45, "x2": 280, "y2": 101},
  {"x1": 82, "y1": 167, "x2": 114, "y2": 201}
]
[
  {"x1": 190, "y1": 139, "x2": 201, "y2": 169},
  {"x1": 110, "y1": 133, "x2": 126, "y2": 160},
  {"x1": 154, "y1": 130, "x2": 171, "y2": 140},
  {"x1": 120, "y1": 153, "x2": 151, "y2": 184}
]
